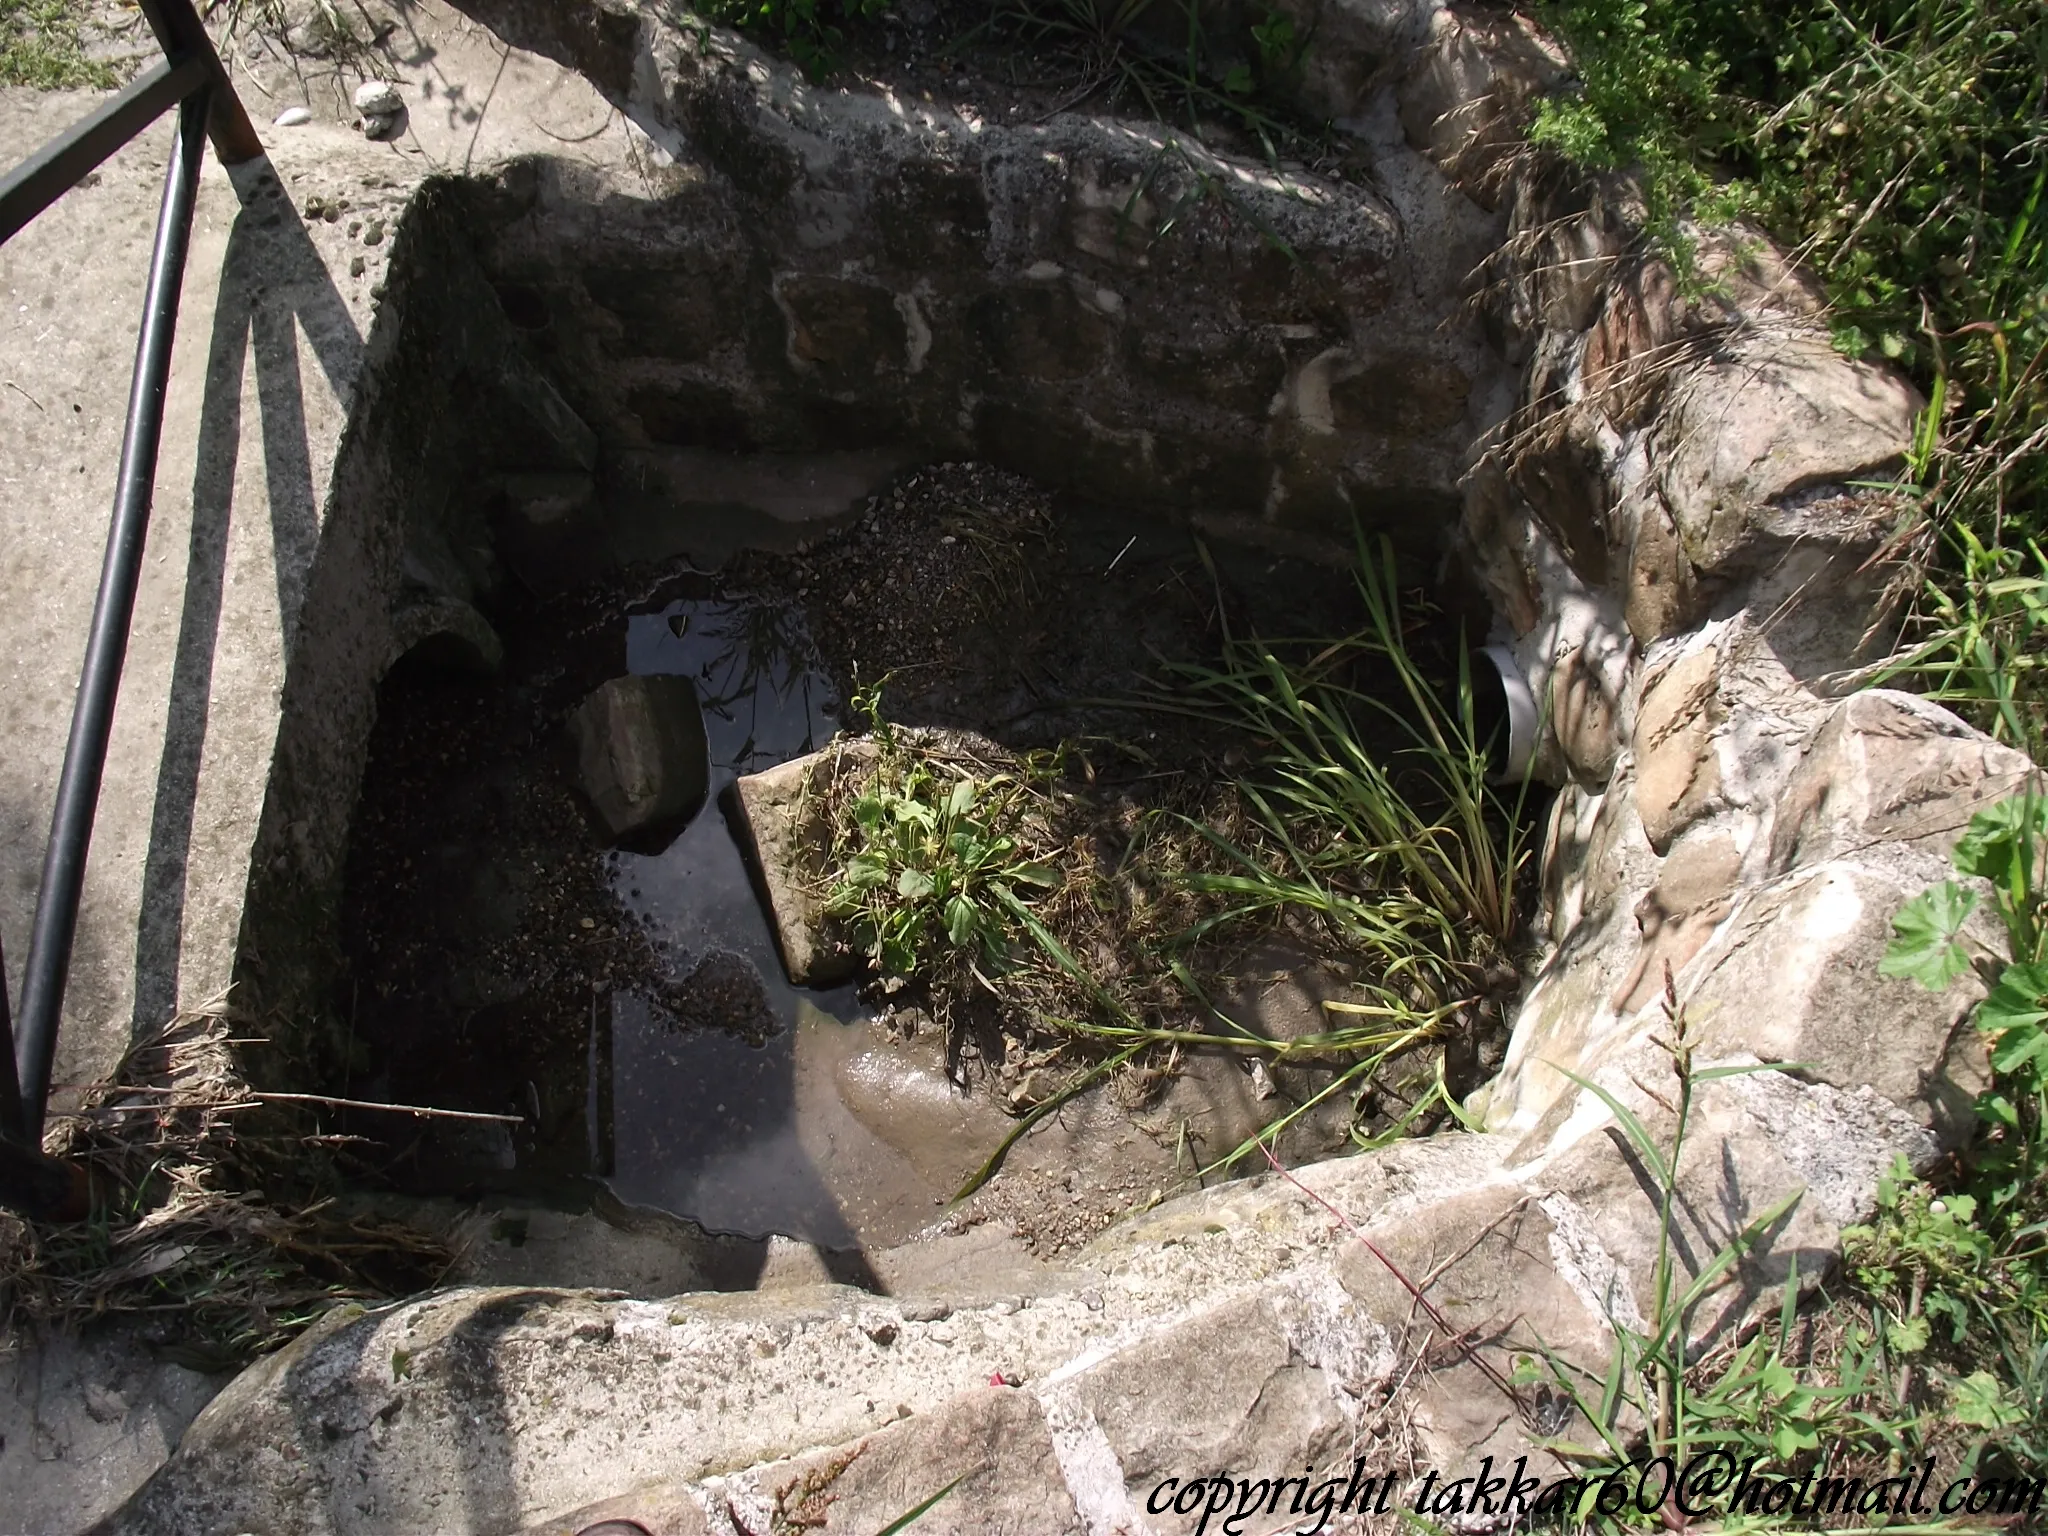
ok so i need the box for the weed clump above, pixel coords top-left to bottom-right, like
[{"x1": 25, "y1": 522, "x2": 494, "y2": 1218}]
[
  {"x1": 0, "y1": 0, "x2": 117, "y2": 88},
  {"x1": 812, "y1": 535, "x2": 1533, "y2": 1189},
  {"x1": 0, "y1": 1006, "x2": 448, "y2": 1364}
]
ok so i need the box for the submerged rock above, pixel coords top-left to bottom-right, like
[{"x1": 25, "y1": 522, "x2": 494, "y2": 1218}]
[{"x1": 572, "y1": 675, "x2": 709, "y2": 846}]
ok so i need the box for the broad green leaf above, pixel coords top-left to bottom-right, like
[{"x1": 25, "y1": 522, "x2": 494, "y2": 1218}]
[
  {"x1": 896, "y1": 867, "x2": 935, "y2": 901},
  {"x1": 1978, "y1": 962, "x2": 2048, "y2": 1067},
  {"x1": 853, "y1": 795, "x2": 885, "y2": 832},
  {"x1": 1880, "y1": 881, "x2": 1977, "y2": 989},
  {"x1": 945, "y1": 894, "x2": 977, "y2": 945},
  {"x1": 1771, "y1": 1420, "x2": 1819, "y2": 1460},
  {"x1": 1989, "y1": 1023, "x2": 2048, "y2": 1077},
  {"x1": 1949, "y1": 1370, "x2": 2021, "y2": 1429},
  {"x1": 1952, "y1": 796, "x2": 2048, "y2": 888},
  {"x1": 890, "y1": 799, "x2": 936, "y2": 830},
  {"x1": 844, "y1": 852, "x2": 890, "y2": 889},
  {"x1": 1886, "y1": 1313, "x2": 1930, "y2": 1354},
  {"x1": 1008, "y1": 863, "x2": 1060, "y2": 888},
  {"x1": 945, "y1": 777, "x2": 978, "y2": 818},
  {"x1": 1758, "y1": 1354, "x2": 1797, "y2": 1399}
]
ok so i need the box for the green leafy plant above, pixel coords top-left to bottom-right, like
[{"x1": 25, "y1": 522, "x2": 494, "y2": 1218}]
[
  {"x1": 822, "y1": 686, "x2": 1058, "y2": 981},
  {"x1": 1875, "y1": 791, "x2": 2048, "y2": 1474},
  {"x1": 1845, "y1": 1159, "x2": 1994, "y2": 1352},
  {"x1": 819, "y1": 538, "x2": 1535, "y2": 1191},
  {"x1": 1885, "y1": 793, "x2": 2048, "y2": 1207},
  {"x1": 700, "y1": 0, "x2": 891, "y2": 78}
]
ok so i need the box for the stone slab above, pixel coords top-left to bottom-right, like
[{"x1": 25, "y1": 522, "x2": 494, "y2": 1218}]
[{"x1": 728, "y1": 740, "x2": 874, "y2": 987}]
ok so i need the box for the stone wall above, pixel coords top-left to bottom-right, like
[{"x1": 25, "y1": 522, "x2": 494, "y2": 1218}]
[
  {"x1": 418, "y1": 0, "x2": 1517, "y2": 564},
  {"x1": 1359, "y1": 0, "x2": 2029, "y2": 1260}
]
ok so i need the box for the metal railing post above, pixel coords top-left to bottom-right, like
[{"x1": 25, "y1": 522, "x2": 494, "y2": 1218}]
[
  {"x1": 134, "y1": 0, "x2": 263, "y2": 165},
  {"x1": 11, "y1": 91, "x2": 211, "y2": 1138},
  {"x1": 0, "y1": 924, "x2": 92, "y2": 1221}
]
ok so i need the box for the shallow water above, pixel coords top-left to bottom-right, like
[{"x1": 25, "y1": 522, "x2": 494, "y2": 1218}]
[{"x1": 600, "y1": 596, "x2": 878, "y2": 1244}]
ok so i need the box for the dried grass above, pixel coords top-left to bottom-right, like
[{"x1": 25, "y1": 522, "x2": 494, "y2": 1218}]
[{"x1": 2, "y1": 999, "x2": 450, "y2": 1361}]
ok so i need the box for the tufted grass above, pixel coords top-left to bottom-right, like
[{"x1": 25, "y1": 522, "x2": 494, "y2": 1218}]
[
  {"x1": 818, "y1": 535, "x2": 1534, "y2": 1195},
  {"x1": 0, "y1": 0, "x2": 117, "y2": 87}
]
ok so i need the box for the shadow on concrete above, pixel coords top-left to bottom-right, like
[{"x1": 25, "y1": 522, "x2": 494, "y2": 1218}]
[{"x1": 131, "y1": 158, "x2": 364, "y2": 1036}]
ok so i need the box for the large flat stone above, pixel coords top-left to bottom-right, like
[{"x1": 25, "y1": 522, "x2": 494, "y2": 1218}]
[{"x1": 728, "y1": 740, "x2": 874, "y2": 987}]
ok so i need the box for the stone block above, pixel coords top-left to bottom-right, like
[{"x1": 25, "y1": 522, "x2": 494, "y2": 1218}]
[
  {"x1": 1070, "y1": 1291, "x2": 1355, "y2": 1504},
  {"x1": 1768, "y1": 689, "x2": 2038, "y2": 876},
  {"x1": 1621, "y1": 483, "x2": 1699, "y2": 645},
  {"x1": 775, "y1": 274, "x2": 911, "y2": 387},
  {"x1": 759, "y1": 1386, "x2": 1082, "y2": 1535},
  {"x1": 1682, "y1": 858, "x2": 1990, "y2": 1139},
  {"x1": 572, "y1": 675, "x2": 710, "y2": 845},
  {"x1": 1395, "y1": 1, "x2": 1567, "y2": 199},
  {"x1": 1632, "y1": 643, "x2": 1721, "y2": 853},
  {"x1": 1656, "y1": 331, "x2": 1919, "y2": 578},
  {"x1": 729, "y1": 740, "x2": 876, "y2": 986},
  {"x1": 970, "y1": 283, "x2": 1113, "y2": 380},
  {"x1": 1329, "y1": 349, "x2": 1472, "y2": 436}
]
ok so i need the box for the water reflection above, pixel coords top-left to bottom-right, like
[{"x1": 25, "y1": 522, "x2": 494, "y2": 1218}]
[{"x1": 601, "y1": 596, "x2": 871, "y2": 1245}]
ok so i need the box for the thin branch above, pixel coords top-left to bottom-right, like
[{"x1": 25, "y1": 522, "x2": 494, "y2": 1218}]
[{"x1": 252, "y1": 1092, "x2": 524, "y2": 1126}]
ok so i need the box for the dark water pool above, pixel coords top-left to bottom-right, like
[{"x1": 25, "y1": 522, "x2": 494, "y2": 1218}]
[{"x1": 339, "y1": 582, "x2": 972, "y2": 1249}]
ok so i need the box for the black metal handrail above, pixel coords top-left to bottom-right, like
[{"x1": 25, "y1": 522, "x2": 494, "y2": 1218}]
[{"x1": 0, "y1": 0, "x2": 262, "y2": 1220}]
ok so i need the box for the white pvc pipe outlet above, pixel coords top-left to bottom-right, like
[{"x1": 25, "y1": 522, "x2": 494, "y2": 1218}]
[{"x1": 1480, "y1": 643, "x2": 1539, "y2": 784}]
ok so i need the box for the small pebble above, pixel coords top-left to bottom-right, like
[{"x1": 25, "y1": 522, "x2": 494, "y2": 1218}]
[
  {"x1": 901, "y1": 1301, "x2": 950, "y2": 1322},
  {"x1": 1079, "y1": 1288, "x2": 1104, "y2": 1311},
  {"x1": 864, "y1": 1320, "x2": 898, "y2": 1346},
  {"x1": 273, "y1": 106, "x2": 312, "y2": 127},
  {"x1": 349, "y1": 256, "x2": 365, "y2": 277},
  {"x1": 364, "y1": 219, "x2": 386, "y2": 247}
]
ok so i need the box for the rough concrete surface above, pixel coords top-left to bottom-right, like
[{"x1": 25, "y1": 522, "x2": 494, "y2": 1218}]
[
  {"x1": 0, "y1": 1325, "x2": 227, "y2": 1536},
  {"x1": 0, "y1": 16, "x2": 642, "y2": 1525}
]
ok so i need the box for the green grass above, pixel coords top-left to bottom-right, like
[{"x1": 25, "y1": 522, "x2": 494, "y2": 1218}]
[
  {"x1": 1531, "y1": 0, "x2": 2048, "y2": 545},
  {"x1": 1526, "y1": 2, "x2": 2048, "y2": 1501},
  {"x1": 0, "y1": 0, "x2": 116, "y2": 88},
  {"x1": 819, "y1": 536, "x2": 1531, "y2": 1188}
]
